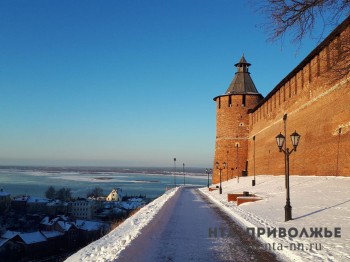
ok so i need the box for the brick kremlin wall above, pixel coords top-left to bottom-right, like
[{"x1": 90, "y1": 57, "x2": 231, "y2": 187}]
[
  {"x1": 212, "y1": 17, "x2": 350, "y2": 184},
  {"x1": 247, "y1": 21, "x2": 350, "y2": 178}
]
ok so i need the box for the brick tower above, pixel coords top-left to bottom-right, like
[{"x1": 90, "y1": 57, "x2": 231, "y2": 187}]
[{"x1": 212, "y1": 55, "x2": 263, "y2": 184}]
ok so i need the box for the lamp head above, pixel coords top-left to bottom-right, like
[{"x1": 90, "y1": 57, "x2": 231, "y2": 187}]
[
  {"x1": 290, "y1": 130, "x2": 301, "y2": 151},
  {"x1": 275, "y1": 132, "x2": 285, "y2": 152}
]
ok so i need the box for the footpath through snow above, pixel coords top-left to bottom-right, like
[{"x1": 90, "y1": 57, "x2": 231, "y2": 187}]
[{"x1": 66, "y1": 175, "x2": 350, "y2": 262}]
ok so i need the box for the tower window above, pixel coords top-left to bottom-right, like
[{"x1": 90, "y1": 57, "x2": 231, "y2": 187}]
[{"x1": 242, "y1": 95, "x2": 246, "y2": 107}]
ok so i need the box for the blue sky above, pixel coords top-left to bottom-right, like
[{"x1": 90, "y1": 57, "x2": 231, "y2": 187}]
[{"x1": 0, "y1": 0, "x2": 337, "y2": 167}]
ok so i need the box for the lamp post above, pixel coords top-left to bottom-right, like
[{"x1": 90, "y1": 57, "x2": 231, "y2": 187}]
[
  {"x1": 275, "y1": 130, "x2": 301, "y2": 222},
  {"x1": 216, "y1": 162, "x2": 226, "y2": 194},
  {"x1": 236, "y1": 144, "x2": 239, "y2": 177},
  {"x1": 206, "y1": 168, "x2": 212, "y2": 188},
  {"x1": 226, "y1": 149, "x2": 229, "y2": 181},
  {"x1": 252, "y1": 135, "x2": 256, "y2": 186},
  {"x1": 183, "y1": 163, "x2": 185, "y2": 186},
  {"x1": 173, "y1": 158, "x2": 177, "y2": 188}
]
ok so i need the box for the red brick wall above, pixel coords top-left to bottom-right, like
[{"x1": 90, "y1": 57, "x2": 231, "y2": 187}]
[
  {"x1": 247, "y1": 25, "x2": 350, "y2": 177},
  {"x1": 213, "y1": 20, "x2": 350, "y2": 182}
]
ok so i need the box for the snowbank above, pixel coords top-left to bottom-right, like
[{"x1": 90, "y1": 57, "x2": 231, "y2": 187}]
[
  {"x1": 65, "y1": 187, "x2": 179, "y2": 262},
  {"x1": 199, "y1": 175, "x2": 350, "y2": 262}
]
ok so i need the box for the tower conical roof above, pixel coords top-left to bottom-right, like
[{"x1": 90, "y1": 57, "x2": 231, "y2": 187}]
[{"x1": 225, "y1": 55, "x2": 259, "y2": 95}]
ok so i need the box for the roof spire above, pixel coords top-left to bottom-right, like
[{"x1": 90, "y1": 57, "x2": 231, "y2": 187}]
[{"x1": 225, "y1": 55, "x2": 259, "y2": 95}]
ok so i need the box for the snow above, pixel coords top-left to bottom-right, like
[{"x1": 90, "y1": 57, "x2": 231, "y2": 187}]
[
  {"x1": 1, "y1": 230, "x2": 20, "y2": 239},
  {"x1": 18, "y1": 232, "x2": 47, "y2": 244},
  {"x1": 41, "y1": 231, "x2": 64, "y2": 239},
  {"x1": 0, "y1": 238, "x2": 10, "y2": 247},
  {"x1": 75, "y1": 220, "x2": 106, "y2": 231},
  {"x1": 199, "y1": 175, "x2": 350, "y2": 262},
  {"x1": 65, "y1": 187, "x2": 179, "y2": 262},
  {"x1": 0, "y1": 191, "x2": 10, "y2": 197},
  {"x1": 57, "y1": 221, "x2": 74, "y2": 231},
  {"x1": 27, "y1": 196, "x2": 49, "y2": 203},
  {"x1": 65, "y1": 175, "x2": 350, "y2": 262}
]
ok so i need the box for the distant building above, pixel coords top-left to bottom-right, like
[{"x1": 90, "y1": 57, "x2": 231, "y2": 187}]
[
  {"x1": 46, "y1": 200, "x2": 69, "y2": 216},
  {"x1": 26, "y1": 196, "x2": 49, "y2": 214},
  {"x1": 70, "y1": 198, "x2": 95, "y2": 219},
  {"x1": 11, "y1": 195, "x2": 29, "y2": 213},
  {"x1": 106, "y1": 188, "x2": 123, "y2": 202}
]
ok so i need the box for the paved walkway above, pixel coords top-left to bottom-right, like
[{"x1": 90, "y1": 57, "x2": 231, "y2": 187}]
[{"x1": 118, "y1": 187, "x2": 280, "y2": 262}]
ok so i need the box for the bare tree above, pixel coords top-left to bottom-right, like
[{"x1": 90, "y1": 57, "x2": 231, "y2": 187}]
[
  {"x1": 256, "y1": 1, "x2": 350, "y2": 81},
  {"x1": 258, "y1": 0, "x2": 350, "y2": 43}
]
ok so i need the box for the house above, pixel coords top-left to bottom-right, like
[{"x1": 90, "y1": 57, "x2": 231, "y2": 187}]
[
  {"x1": 2, "y1": 231, "x2": 49, "y2": 259},
  {"x1": 11, "y1": 195, "x2": 29, "y2": 213},
  {"x1": 75, "y1": 220, "x2": 110, "y2": 244},
  {"x1": 70, "y1": 198, "x2": 95, "y2": 219},
  {"x1": 106, "y1": 188, "x2": 123, "y2": 202},
  {"x1": 46, "y1": 199, "x2": 69, "y2": 216},
  {"x1": 26, "y1": 196, "x2": 49, "y2": 214},
  {"x1": 0, "y1": 238, "x2": 22, "y2": 262}
]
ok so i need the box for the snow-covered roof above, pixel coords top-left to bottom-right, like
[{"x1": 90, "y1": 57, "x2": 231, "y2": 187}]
[
  {"x1": 75, "y1": 220, "x2": 105, "y2": 231},
  {"x1": 27, "y1": 196, "x2": 49, "y2": 203},
  {"x1": 1, "y1": 230, "x2": 20, "y2": 239},
  {"x1": 41, "y1": 215, "x2": 69, "y2": 226},
  {"x1": 40, "y1": 216, "x2": 50, "y2": 225},
  {"x1": 119, "y1": 201, "x2": 145, "y2": 210},
  {"x1": 40, "y1": 231, "x2": 64, "y2": 239},
  {"x1": 18, "y1": 232, "x2": 47, "y2": 244},
  {"x1": 128, "y1": 197, "x2": 144, "y2": 202},
  {"x1": 0, "y1": 191, "x2": 10, "y2": 197},
  {"x1": 57, "y1": 221, "x2": 74, "y2": 231},
  {"x1": 46, "y1": 200, "x2": 68, "y2": 206},
  {"x1": 13, "y1": 195, "x2": 29, "y2": 202},
  {"x1": 0, "y1": 238, "x2": 10, "y2": 247}
]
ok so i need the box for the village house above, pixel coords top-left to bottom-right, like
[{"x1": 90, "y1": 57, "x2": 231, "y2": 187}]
[
  {"x1": 26, "y1": 196, "x2": 49, "y2": 215},
  {"x1": 106, "y1": 188, "x2": 123, "y2": 202},
  {"x1": 46, "y1": 199, "x2": 69, "y2": 216},
  {"x1": 70, "y1": 198, "x2": 95, "y2": 219}
]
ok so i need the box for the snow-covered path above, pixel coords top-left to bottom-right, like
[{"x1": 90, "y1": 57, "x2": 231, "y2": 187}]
[{"x1": 117, "y1": 187, "x2": 279, "y2": 262}]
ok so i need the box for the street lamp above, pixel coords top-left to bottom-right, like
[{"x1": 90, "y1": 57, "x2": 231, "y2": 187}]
[
  {"x1": 183, "y1": 163, "x2": 185, "y2": 186},
  {"x1": 226, "y1": 149, "x2": 229, "y2": 181},
  {"x1": 252, "y1": 135, "x2": 256, "y2": 186},
  {"x1": 173, "y1": 158, "x2": 177, "y2": 188},
  {"x1": 216, "y1": 161, "x2": 226, "y2": 194},
  {"x1": 206, "y1": 168, "x2": 212, "y2": 188},
  {"x1": 275, "y1": 130, "x2": 301, "y2": 222}
]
